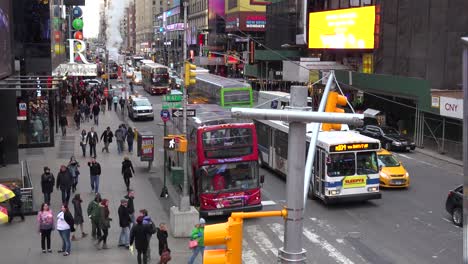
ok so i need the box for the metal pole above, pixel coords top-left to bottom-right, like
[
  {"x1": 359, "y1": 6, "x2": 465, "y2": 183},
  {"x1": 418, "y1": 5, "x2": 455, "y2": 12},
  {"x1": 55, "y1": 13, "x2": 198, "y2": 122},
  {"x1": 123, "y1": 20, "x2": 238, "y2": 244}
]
[
  {"x1": 161, "y1": 122, "x2": 169, "y2": 198},
  {"x1": 179, "y1": 0, "x2": 190, "y2": 211},
  {"x1": 303, "y1": 71, "x2": 334, "y2": 205},
  {"x1": 278, "y1": 86, "x2": 307, "y2": 263},
  {"x1": 441, "y1": 117, "x2": 445, "y2": 153},
  {"x1": 461, "y1": 37, "x2": 468, "y2": 264}
]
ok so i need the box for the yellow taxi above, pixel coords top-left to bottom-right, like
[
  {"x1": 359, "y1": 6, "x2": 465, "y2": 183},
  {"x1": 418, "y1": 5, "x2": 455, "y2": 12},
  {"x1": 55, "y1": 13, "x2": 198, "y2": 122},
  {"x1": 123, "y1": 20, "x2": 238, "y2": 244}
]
[{"x1": 377, "y1": 149, "x2": 410, "y2": 188}]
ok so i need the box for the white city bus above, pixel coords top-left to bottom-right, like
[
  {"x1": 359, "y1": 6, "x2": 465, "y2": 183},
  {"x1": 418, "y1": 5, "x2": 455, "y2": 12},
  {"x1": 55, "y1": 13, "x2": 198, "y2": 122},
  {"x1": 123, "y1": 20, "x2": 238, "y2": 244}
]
[{"x1": 255, "y1": 119, "x2": 382, "y2": 203}]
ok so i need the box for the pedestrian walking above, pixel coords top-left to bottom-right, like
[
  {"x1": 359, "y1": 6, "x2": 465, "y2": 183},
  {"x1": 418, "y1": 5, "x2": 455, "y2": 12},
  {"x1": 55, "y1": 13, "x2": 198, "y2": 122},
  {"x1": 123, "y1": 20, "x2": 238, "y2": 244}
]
[
  {"x1": 87, "y1": 193, "x2": 102, "y2": 240},
  {"x1": 67, "y1": 156, "x2": 80, "y2": 193},
  {"x1": 188, "y1": 218, "x2": 206, "y2": 264},
  {"x1": 126, "y1": 126, "x2": 135, "y2": 153},
  {"x1": 100, "y1": 127, "x2": 114, "y2": 153},
  {"x1": 122, "y1": 157, "x2": 135, "y2": 191},
  {"x1": 119, "y1": 97, "x2": 125, "y2": 113},
  {"x1": 87, "y1": 127, "x2": 99, "y2": 158},
  {"x1": 80, "y1": 129, "x2": 87, "y2": 157},
  {"x1": 41, "y1": 166, "x2": 54, "y2": 205},
  {"x1": 115, "y1": 125, "x2": 125, "y2": 154},
  {"x1": 37, "y1": 203, "x2": 54, "y2": 253},
  {"x1": 130, "y1": 215, "x2": 156, "y2": 264},
  {"x1": 8, "y1": 182, "x2": 25, "y2": 222},
  {"x1": 74, "y1": 111, "x2": 81, "y2": 130},
  {"x1": 57, "y1": 204, "x2": 74, "y2": 256},
  {"x1": 95, "y1": 199, "x2": 111, "y2": 249},
  {"x1": 129, "y1": 81, "x2": 134, "y2": 93},
  {"x1": 92, "y1": 103, "x2": 100, "y2": 125},
  {"x1": 87, "y1": 158, "x2": 102, "y2": 194},
  {"x1": 56, "y1": 165, "x2": 73, "y2": 205},
  {"x1": 101, "y1": 96, "x2": 107, "y2": 114},
  {"x1": 113, "y1": 95, "x2": 119, "y2": 111},
  {"x1": 125, "y1": 190, "x2": 136, "y2": 225},
  {"x1": 158, "y1": 224, "x2": 171, "y2": 264},
  {"x1": 141, "y1": 211, "x2": 156, "y2": 262},
  {"x1": 71, "y1": 194, "x2": 88, "y2": 241},
  {"x1": 118, "y1": 199, "x2": 131, "y2": 248},
  {"x1": 107, "y1": 94, "x2": 113, "y2": 111},
  {"x1": 59, "y1": 115, "x2": 68, "y2": 136},
  {"x1": 84, "y1": 103, "x2": 91, "y2": 122},
  {"x1": 79, "y1": 102, "x2": 86, "y2": 122}
]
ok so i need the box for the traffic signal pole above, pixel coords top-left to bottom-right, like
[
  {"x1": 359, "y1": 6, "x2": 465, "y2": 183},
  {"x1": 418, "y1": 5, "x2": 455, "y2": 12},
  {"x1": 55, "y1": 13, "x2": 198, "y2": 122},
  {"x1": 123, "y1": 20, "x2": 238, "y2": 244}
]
[
  {"x1": 461, "y1": 37, "x2": 468, "y2": 264},
  {"x1": 231, "y1": 86, "x2": 364, "y2": 263}
]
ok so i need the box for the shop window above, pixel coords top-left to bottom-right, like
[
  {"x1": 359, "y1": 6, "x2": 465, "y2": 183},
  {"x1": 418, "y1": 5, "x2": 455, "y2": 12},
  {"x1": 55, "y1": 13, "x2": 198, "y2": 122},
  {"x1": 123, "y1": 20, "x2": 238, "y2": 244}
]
[{"x1": 17, "y1": 90, "x2": 53, "y2": 146}]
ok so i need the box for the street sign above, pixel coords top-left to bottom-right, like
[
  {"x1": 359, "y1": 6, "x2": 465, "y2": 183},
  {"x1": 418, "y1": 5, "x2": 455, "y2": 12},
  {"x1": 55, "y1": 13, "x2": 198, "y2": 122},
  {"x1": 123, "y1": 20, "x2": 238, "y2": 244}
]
[
  {"x1": 160, "y1": 109, "x2": 171, "y2": 122},
  {"x1": 162, "y1": 94, "x2": 182, "y2": 102},
  {"x1": 172, "y1": 108, "x2": 196, "y2": 118},
  {"x1": 162, "y1": 102, "x2": 182, "y2": 109}
]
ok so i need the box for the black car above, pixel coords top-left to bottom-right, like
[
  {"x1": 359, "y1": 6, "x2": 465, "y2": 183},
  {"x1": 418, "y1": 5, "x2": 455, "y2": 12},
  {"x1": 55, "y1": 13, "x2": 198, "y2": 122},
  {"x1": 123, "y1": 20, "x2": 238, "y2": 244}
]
[
  {"x1": 445, "y1": 185, "x2": 463, "y2": 227},
  {"x1": 355, "y1": 125, "x2": 416, "y2": 151}
]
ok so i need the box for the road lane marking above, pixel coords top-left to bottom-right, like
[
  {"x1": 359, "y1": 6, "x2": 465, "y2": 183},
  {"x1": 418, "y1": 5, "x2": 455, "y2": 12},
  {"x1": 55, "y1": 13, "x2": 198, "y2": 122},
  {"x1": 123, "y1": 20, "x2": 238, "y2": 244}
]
[
  {"x1": 261, "y1": 200, "x2": 276, "y2": 206},
  {"x1": 303, "y1": 227, "x2": 355, "y2": 264},
  {"x1": 246, "y1": 225, "x2": 278, "y2": 257},
  {"x1": 268, "y1": 223, "x2": 284, "y2": 242},
  {"x1": 397, "y1": 154, "x2": 414, "y2": 160},
  {"x1": 242, "y1": 239, "x2": 259, "y2": 264}
]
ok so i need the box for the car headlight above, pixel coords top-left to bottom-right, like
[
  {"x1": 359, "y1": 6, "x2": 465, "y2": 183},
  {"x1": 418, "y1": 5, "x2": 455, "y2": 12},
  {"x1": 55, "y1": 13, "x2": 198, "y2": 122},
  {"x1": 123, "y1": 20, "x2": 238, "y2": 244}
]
[
  {"x1": 405, "y1": 172, "x2": 409, "y2": 177},
  {"x1": 392, "y1": 141, "x2": 402, "y2": 146},
  {"x1": 368, "y1": 187, "x2": 379, "y2": 192},
  {"x1": 380, "y1": 172, "x2": 388, "y2": 177},
  {"x1": 328, "y1": 189, "x2": 340, "y2": 196}
]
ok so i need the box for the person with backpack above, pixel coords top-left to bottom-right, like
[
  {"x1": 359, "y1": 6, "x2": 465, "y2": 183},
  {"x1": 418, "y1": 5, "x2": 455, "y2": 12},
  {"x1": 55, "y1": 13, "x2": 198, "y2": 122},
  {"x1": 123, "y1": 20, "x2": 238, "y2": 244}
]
[
  {"x1": 121, "y1": 156, "x2": 135, "y2": 191},
  {"x1": 130, "y1": 215, "x2": 156, "y2": 264},
  {"x1": 8, "y1": 182, "x2": 24, "y2": 222},
  {"x1": 57, "y1": 204, "x2": 74, "y2": 256},
  {"x1": 87, "y1": 193, "x2": 102, "y2": 240},
  {"x1": 41, "y1": 167, "x2": 55, "y2": 205},
  {"x1": 37, "y1": 203, "x2": 54, "y2": 253},
  {"x1": 100, "y1": 127, "x2": 114, "y2": 153},
  {"x1": 141, "y1": 210, "x2": 156, "y2": 263},
  {"x1": 67, "y1": 156, "x2": 80, "y2": 193}
]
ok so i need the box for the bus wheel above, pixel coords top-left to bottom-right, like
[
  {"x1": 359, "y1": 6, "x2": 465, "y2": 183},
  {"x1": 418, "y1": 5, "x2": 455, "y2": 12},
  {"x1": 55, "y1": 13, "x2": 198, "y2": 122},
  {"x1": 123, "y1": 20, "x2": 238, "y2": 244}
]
[{"x1": 308, "y1": 180, "x2": 317, "y2": 200}]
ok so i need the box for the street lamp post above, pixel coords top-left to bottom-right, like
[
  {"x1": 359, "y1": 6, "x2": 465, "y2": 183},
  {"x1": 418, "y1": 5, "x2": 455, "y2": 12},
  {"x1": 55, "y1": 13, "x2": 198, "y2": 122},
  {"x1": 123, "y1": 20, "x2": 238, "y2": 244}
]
[{"x1": 461, "y1": 36, "x2": 468, "y2": 264}]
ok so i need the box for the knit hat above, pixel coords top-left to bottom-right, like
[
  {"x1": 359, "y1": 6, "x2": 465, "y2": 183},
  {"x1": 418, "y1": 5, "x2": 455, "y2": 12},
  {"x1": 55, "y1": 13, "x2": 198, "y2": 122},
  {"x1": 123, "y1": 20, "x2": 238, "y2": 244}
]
[
  {"x1": 136, "y1": 215, "x2": 144, "y2": 224},
  {"x1": 120, "y1": 199, "x2": 128, "y2": 203},
  {"x1": 199, "y1": 218, "x2": 206, "y2": 225}
]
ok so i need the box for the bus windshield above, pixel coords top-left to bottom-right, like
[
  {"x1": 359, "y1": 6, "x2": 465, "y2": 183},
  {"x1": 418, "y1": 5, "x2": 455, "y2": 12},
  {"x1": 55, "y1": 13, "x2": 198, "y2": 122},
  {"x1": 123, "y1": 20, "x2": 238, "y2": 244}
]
[
  {"x1": 200, "y1": 162, "x2": 258, "y2": 193},
  {"x1": 328, "y1": 153, "x2": 355, "y2": 177},
  {"x1": 202, "y1": 128, "x2": 253, "y2": 158},
  {"x1": 356, "y1": 152, "x2": 379, "y2": 174}
]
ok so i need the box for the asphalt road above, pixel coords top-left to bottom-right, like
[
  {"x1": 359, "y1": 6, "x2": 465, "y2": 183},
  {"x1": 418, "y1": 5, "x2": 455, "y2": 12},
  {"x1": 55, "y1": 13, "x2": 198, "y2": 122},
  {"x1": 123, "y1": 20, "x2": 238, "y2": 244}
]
[{"x1": 128, "y1": 83, "x2": 462, "y2": 264}]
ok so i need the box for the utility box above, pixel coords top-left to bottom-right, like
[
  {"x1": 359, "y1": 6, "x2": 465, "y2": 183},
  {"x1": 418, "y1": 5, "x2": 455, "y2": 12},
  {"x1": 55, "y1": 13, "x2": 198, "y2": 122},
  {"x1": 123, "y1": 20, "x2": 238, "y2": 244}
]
[{"x1": 171, "y1": 166, "x2": 184, "y2": 186}]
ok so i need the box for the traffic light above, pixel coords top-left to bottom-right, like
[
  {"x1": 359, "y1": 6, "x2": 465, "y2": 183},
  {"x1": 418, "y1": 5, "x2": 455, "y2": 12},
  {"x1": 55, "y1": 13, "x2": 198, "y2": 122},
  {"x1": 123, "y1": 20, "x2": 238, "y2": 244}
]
[
  {"x1": 322, "y1": 91, "x2": 348, "y2": 131},
  {"x1": 163, "y1": 135, "x2": 187, "y2": 152},
  {"x1": 184, "y1": 61, "x2": 197, "y2": 87},
  {"x1": 204, "y1": 216, "x2": 243, "y2": 264}
]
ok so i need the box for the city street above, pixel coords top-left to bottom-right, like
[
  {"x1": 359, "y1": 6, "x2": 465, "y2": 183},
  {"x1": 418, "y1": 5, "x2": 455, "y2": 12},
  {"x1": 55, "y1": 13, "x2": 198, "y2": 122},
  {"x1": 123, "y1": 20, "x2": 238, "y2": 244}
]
[{"x1": 128, "y1": 83, "x2": 463, "y2": 264}]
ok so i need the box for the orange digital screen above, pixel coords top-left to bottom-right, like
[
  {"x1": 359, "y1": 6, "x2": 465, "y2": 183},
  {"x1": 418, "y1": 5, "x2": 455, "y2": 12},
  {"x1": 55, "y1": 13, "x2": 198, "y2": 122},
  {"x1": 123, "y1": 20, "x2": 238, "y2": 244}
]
[{"x1": 308, "y1": 6, "x2": 376, "y2": 49}]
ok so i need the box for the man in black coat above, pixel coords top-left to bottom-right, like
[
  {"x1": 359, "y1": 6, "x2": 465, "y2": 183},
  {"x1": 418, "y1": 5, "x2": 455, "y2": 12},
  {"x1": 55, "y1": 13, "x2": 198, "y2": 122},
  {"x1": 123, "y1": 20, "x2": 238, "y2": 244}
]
[
  {"x1": 87, "y1": 158, "x2": 102, "y2": 194},
  {"x1": 8, "y1": 182, "x2": 24, "y2": 222},
  {"x1": 86, "y1": 127, "x2": 99, "y2": 158},
  {"x1": 100, "y1": 127, "x2": 114, "y2": 153},
  {"x1": 92, "y1": 103, "x2": 100, "y2": 125},
  {"x1": 118, "y1": 199, "x2": 132, "y2": 248},
  {"x1": 41, "y1": 166, "x2": 54, "y2": 204},
  {"x1": 130, "y1": 216, "x2": 156, "y2": 264},
  {"x1": 56, "y1": 165, "x2": 73, "y2": 205}
]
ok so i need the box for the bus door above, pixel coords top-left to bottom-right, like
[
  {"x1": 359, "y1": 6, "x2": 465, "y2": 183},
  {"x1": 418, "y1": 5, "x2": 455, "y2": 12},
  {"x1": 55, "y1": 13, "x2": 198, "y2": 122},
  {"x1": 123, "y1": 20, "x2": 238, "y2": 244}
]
[
  {"x1": 314, "y1": 149, "x2": 326, "y2": 197},
  {"x1": 273, "y1": 130, "x2": 288, "y2": 174}
]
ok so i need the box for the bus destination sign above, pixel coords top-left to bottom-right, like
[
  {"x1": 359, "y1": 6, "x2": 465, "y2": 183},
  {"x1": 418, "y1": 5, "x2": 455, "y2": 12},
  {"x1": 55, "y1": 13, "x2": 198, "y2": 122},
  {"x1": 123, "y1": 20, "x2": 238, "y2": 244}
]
[{"x1": 331, "y1": 143, "x2": 380, "y2": 152}]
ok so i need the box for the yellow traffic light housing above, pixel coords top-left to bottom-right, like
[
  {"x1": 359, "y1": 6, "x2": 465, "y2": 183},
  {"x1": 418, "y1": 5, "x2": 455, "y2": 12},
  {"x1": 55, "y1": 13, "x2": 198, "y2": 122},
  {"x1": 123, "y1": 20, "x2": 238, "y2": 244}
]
[
  {"x1": 203, "y1": 216, "x2": 243, "y2": 264},
  {"x1": 322, "y1": 91, "x2": 348, "y2": 131},
  {"x1": 184, "y1": 61, "x2": 197, "y2": 87}
]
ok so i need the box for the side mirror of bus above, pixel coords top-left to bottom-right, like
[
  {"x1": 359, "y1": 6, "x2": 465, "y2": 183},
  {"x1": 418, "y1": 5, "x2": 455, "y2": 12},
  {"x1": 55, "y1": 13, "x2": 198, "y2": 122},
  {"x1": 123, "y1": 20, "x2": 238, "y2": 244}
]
[
  {"x1": 379, "y1": 165, "x2": 382, "y2": 171},
  {"x1": 260, "y1": 175, "x2": 265, "y2": 184}
]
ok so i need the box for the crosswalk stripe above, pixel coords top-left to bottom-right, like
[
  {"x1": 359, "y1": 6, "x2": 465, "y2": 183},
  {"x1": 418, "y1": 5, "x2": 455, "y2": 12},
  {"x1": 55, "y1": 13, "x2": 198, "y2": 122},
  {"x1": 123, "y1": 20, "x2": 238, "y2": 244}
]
[
  {"x1": 302, "y1": 227, "x2": 355, "y2": 264},
  {"x1": 268, "y1": 223, "x2": 284, "y2": 242},
  {"x1": 242, "y1": 239, "x2": 259, "y2": 264},
  {"x1": 261, "y1": 200, "x2": 277, "y2": 206},
  {"x1": 246, "y1": 225, "x2": 278, "y2": 257}
]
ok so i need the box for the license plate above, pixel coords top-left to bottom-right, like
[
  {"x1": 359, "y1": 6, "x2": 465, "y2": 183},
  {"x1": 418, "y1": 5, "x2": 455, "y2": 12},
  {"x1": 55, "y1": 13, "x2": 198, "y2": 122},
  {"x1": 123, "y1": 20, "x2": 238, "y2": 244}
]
[
  {"x1": 393, "y1": 180, "x2": 404, "y2": 185},
  {"x1": 208, "y1": 211, "x2": 224, "y2": 216},
  {"x1": 406, "y1": 146, "x2": 410, "y2": 150}
]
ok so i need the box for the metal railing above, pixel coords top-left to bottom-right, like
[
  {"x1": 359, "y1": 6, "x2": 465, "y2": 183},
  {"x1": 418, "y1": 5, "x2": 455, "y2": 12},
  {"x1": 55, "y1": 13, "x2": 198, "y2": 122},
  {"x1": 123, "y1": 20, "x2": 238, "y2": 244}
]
[{"x1": 20, "y1": 160, "x2": 36, "y2": 214}]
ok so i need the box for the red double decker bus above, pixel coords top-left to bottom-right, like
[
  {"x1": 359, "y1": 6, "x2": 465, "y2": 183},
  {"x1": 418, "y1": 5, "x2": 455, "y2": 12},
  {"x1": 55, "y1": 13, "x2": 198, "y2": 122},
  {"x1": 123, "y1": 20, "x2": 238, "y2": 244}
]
[{"x1": 168, "y1": 104, "x2": 263, "y2": 217}]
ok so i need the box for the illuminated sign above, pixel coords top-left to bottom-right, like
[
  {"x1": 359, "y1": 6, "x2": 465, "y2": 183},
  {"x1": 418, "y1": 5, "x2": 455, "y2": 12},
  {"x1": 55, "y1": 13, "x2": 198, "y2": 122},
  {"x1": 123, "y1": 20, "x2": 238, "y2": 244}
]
[
  {"x1": 246, "y1": 15, "x2": 266, "y2": 29},
  {"x1": 331, "y1": 143, "x2": 379, "y2": 152},
  {"x1": 342, "y1": 175, "x2": 367, "y2": 189},
  {"x1": 165, "y1": 23, "x2": 184, "y2": 31},
  {"x1": 308, "y1": 6, "x2": 376, "y2": 49}
]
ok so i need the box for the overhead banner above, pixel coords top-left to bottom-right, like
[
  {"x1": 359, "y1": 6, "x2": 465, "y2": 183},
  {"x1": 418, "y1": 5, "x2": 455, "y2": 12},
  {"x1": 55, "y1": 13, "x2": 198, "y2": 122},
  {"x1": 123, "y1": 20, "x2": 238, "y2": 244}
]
[
  {"x1": 52, "y1": 63, "x2": 97, "y2": 76},
  {"x1": 308, "y1": 6, "x2": 376, "y2": 49}
]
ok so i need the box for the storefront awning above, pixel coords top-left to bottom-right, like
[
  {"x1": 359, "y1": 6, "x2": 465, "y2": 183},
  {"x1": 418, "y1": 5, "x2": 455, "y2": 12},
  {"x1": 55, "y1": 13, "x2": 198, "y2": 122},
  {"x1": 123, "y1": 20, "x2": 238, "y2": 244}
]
[{"x1": 52, "y1": 63, "x2": 97, "y2": 77}]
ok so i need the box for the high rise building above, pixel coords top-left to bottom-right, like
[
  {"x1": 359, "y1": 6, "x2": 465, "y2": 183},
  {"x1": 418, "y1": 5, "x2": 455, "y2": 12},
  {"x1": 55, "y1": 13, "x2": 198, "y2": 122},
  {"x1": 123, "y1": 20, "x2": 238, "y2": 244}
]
[{"x1": 136, "y1": 0, "x2": 172, "y2": 55}]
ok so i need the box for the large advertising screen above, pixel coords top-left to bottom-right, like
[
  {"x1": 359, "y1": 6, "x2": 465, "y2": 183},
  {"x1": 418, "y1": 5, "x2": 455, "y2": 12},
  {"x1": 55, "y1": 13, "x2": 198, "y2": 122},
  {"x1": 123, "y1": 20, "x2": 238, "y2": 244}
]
[
  {"x1": 0, "y1": 0, "x2": 12, "y2": 79},
  {"x1": 308, "y1": 6, "x2": 375, "y2": 49}
]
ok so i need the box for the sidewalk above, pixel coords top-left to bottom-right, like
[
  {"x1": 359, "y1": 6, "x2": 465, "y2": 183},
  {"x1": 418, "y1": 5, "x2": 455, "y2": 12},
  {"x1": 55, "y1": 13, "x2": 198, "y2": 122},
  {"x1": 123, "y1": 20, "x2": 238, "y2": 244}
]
[
  {"x1": 414, "y1": 147, "x2": 463, "y2": 167},
  {"x1": 0, "y1": 107, "x2": 201, "y2": 263}
]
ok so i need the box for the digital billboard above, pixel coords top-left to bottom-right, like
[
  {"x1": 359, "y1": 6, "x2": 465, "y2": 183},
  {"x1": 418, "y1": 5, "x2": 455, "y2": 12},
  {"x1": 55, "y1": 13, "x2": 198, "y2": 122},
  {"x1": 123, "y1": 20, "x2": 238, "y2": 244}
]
[
  {"x1": 0, "y1": 0, "x2": 11, "y2": 79},
  {"x1": 308, "y1": 6, "x2": 375, "y2": 49}
]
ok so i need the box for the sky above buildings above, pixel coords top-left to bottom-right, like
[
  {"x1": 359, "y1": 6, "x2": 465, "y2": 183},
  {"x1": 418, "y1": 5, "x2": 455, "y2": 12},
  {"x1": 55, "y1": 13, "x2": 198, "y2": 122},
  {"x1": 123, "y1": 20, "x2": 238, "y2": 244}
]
[{"x1": 82, "y1": 0, "x2": 100, "y2": 38}]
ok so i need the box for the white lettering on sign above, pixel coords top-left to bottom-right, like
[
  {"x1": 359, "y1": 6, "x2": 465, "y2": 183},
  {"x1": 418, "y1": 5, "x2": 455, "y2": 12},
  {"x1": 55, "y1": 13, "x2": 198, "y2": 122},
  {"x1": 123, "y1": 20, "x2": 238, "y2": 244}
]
[
  {"x1": 439, "y1": 96, "x2": 463, "y2": 119},
  {"x1": 67, "y1": 39, "x2": 90, "y2": 64}
]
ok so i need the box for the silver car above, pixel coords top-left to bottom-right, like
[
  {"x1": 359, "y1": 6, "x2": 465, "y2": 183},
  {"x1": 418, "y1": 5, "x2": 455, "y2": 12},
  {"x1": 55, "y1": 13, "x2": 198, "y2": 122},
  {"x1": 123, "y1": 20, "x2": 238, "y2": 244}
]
[{"x1": 128, "y1": 97, "x2": 154, "y2": 120}]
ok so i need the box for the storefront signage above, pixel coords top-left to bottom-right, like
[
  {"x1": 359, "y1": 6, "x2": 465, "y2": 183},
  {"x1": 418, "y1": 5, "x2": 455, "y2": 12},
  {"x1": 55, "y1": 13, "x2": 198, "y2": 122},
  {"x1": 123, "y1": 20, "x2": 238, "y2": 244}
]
[
  {"x1": 67, "y1": 39, "x2": 90, "y2": 64},
  {"x1": 440, "y1": 96, "x2": 463, "y2": 119},
  {"x1": 140, "y1": 136, "x2": 155, "y2": 161},
  {"x1": 308, "y1": 6, "x2": 376, "y2": 49},
  {"x1": 165, "y1": 23, "x2": 184, "y2": 31},
  {"x1": 52, "y1": 63, "x2": 97, "y2": 76},
  {"x1": 245, "y1": 15, "x2": 266, "y2": 29},
  {"x1": 226, "y1": 17, "x2": 238, "y2": 30},
  {"x1": 431, "y1": 96, "x2": 440, "y2": 108},
  {"x1": 17, "y1": 103, "x2": 27, "y2": 120}
]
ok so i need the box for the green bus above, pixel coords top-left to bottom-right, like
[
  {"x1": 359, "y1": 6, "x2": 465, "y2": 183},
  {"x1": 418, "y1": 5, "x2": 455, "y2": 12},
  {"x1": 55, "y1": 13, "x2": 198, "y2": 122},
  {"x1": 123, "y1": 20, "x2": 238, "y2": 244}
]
[{"x1": 189, "y1": 73, "x2": 254, "y2": 108}]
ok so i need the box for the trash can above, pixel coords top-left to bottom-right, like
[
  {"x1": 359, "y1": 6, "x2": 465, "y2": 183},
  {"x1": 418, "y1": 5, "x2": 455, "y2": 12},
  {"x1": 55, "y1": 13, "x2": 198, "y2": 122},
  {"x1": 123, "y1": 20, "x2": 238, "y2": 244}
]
[{"x1": 171, "y1": 166, "x2": 184, "y2": 186}]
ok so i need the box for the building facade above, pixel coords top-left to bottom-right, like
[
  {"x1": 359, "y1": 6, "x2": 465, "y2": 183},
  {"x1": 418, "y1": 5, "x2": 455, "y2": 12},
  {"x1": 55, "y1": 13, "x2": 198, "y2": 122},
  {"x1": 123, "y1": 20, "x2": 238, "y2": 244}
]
[{"x1": 136, "y1": 0, "x2": 172, "y2": 55}]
